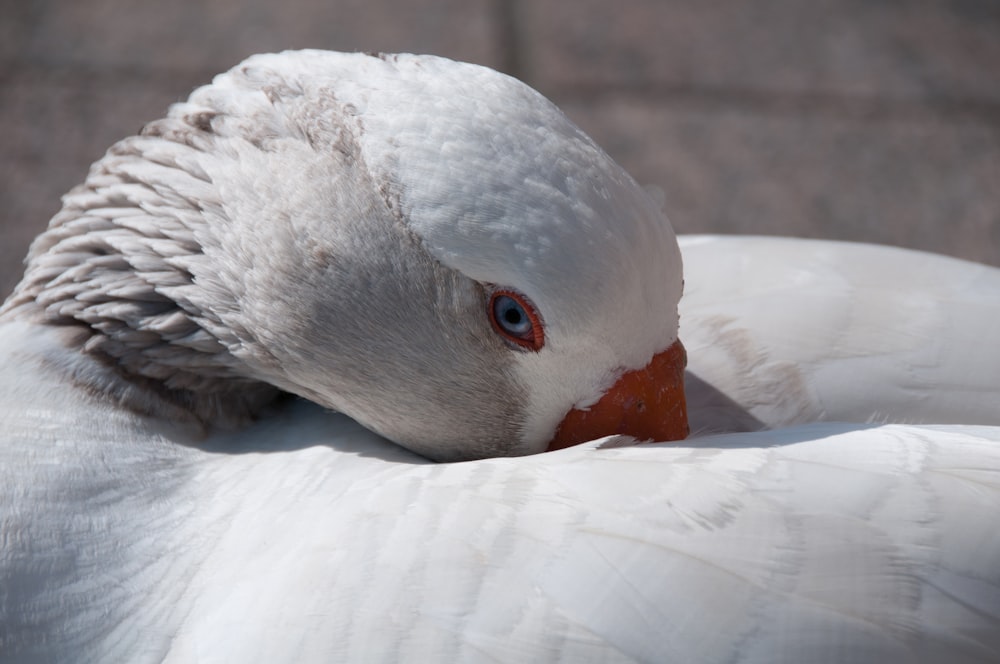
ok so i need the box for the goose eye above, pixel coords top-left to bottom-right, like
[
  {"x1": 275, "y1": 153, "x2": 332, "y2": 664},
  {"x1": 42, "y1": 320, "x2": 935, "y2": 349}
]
[{"x1": 488, "y1": 290, "x2": 544, "y2": 351}]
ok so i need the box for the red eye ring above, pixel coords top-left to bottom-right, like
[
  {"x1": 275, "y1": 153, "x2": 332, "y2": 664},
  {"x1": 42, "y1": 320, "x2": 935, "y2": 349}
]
[{"x1": 488, "y1": 289, "x2": 545, "y2": 351}]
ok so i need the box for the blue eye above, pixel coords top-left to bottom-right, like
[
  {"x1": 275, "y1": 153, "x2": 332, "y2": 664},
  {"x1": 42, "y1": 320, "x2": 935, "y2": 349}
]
[
  {"x1": 494, "y1": 296, "x2": 531, "y2": 335},
  {"x1": 488, "y1": 290, "x2": 544, "y2": 351}
]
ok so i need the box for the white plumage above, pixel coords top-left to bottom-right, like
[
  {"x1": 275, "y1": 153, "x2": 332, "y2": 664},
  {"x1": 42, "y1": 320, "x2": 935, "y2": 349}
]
[
  {"x1": 681, "y1": 235, "x2": 1000, "y2": 432},
  {"x1": 1, "y1": 51, "x2": 998, "y2": 663}
]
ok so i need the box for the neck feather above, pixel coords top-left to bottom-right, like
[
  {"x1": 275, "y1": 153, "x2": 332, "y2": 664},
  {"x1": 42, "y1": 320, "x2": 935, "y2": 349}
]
[{"x1": 1, "y1": 115, "x2": 278, "y2": 428}]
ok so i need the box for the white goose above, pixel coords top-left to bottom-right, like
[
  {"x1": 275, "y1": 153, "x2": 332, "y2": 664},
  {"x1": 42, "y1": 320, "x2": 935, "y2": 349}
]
[{"x1": 1, "y1": 51, "x2": 998, "y2": 664}]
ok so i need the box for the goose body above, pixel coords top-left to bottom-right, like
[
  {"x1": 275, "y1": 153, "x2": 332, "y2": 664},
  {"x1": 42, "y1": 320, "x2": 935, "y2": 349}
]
[{"x1": 1, "y1": 50, "x2": 999, "y2": 663}]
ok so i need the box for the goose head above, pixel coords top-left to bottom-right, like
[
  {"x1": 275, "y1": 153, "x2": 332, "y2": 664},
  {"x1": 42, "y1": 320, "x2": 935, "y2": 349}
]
[{"x1": 2, "y1": 50, "x2": 687, "y2": 461}]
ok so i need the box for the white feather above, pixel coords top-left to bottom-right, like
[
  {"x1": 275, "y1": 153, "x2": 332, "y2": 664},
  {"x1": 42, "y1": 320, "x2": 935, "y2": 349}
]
[{"x1": 1, "y1": 51, "x2": 998, "y2": 663}]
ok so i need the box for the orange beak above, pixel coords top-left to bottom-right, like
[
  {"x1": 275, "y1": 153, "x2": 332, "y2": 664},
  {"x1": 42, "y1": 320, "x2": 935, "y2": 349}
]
[{"x1": 546, "y1": 339, "x2": 689, "y2": 451}]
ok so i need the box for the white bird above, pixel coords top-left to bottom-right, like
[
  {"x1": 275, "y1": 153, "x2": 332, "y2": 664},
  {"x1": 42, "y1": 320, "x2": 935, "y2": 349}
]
[{"x1": 1, "y1": 50, "x2": 998, "y2": 664}]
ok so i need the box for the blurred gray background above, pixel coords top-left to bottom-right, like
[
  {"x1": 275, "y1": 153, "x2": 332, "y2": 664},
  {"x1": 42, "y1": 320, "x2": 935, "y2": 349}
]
[{"x1": 2, "y1": 0, "x2": 998, "y2": 300}]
